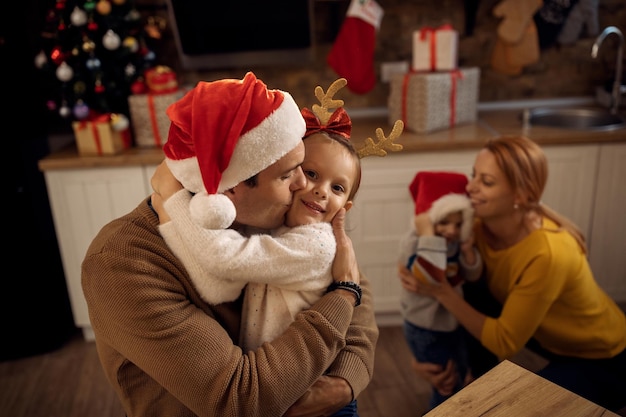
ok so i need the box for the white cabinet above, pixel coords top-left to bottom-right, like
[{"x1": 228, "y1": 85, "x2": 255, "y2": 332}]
[
  {"x1": 348, "y1": 144, "x2": 603, "y2": 325},
  {"x1": 41, "y1": 142, "x2": 625, "y2": 337},
  {"x1": 589, "y1": 143, "x2": 626, "y2": 301},
  {"x1": 43, "y1": 165, "x2": 156, "y2": 340}
]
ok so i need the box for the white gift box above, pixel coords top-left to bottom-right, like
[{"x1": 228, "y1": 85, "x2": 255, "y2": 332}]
[
  {"x1": 128, "y1": 89, "x2": 185, "y2": 147},
  {"x1": 388, "y1": 67, "x2": 480, "y2": 134},
  {"x1": 412, "y1": 25, "x2": 458, "y2": 72}
]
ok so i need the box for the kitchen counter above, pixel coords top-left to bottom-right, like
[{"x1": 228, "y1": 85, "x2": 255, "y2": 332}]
[
  {"x1": 38, "y1": 103, "x2": 626, "y2": 339},
  {"x1": 38, "y1": 107, "x2": 626, "y2": 171}
]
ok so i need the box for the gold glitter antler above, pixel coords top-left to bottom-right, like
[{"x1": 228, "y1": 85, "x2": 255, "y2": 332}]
[
  {"x1": 312, "y1": 78, "x2": 347, "y2": 124},
  {"x1": 357, "y1": 120, "x2": 404, "y2": 159}
]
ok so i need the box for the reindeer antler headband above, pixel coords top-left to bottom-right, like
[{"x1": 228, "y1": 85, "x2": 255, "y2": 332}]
[{"x1": 302, "y1": 78, "x2": 404, "y2": 158}]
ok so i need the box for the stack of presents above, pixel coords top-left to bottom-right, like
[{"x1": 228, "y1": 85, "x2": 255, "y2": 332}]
[
  {"x1": 388, "y1": 24, "x2": 480, "y2": 134},
  {"x1": 72, "y1": 66, "x2": 184, "y2": 156}
]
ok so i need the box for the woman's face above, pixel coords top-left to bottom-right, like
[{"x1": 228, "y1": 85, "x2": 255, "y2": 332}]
[{"x1": 466, "y1": 149, "x2": 517, "y2": 220}]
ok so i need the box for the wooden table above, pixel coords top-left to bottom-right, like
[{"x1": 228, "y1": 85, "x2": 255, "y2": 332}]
[{"x1": 424, "y1": 360, "x2": 620, "y2": 417}]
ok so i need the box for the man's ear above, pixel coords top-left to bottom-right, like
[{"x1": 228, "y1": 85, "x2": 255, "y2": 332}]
[{"x1": 344, "y1": 201, "x2": 354, "y2": 212}]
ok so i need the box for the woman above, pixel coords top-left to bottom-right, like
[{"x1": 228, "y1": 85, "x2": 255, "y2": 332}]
[{"x1": 399, "y1": 135, "x2": 626, "y2": 412}]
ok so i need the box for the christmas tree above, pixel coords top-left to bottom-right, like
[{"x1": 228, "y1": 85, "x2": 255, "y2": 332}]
[{"x1": 34, "y1": 0, "x2": 165, "y2": 126}]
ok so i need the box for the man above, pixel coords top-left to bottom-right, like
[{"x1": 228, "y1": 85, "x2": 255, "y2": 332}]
[{"x1": 81, "y1": 72, "x2": 378, "y2": 417}]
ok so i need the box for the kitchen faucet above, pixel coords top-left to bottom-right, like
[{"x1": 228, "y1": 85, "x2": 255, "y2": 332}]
[{"x1": 591, "y1": 26, "x2": 624, "y2": 115}]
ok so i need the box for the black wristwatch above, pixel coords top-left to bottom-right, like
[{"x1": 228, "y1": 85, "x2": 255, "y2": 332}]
[{"x1": 326, "y1": 281, "x2": 362, "y2": 307}]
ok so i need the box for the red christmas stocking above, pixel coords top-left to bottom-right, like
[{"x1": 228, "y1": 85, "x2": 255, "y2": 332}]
[{"x1": 327, "y1": 0, "x2": 384, "y2": 95}]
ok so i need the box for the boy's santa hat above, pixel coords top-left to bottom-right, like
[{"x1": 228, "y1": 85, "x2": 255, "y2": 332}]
[
  {"x1": 409, "y1": 171, "x2": 474, "y2": 241},
  {"x1": 163, "y1": 72, "x2": 305, "y2": 229}
]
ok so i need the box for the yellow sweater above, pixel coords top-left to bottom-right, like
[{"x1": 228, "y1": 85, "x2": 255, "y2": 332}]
[{"x1": 475, "y1": 218, "x2": 626, "y2": 360}]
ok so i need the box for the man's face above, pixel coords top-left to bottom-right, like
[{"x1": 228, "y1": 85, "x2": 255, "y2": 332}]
[{"x1": 229, "y1": 141, "x2": 306, "y2": 230}]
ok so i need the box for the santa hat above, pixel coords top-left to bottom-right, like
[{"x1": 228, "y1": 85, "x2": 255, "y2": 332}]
[
  {"x1": 163, "y1": 72, "x2": 305, "y2": 229},
  {"x1": 409, "y1": 171, "x2": 474, "y2": 241}
]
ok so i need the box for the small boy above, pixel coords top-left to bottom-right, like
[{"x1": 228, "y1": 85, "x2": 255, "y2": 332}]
[{"x1": 397, "y1": 171, "x2": 483, "y2": 410}]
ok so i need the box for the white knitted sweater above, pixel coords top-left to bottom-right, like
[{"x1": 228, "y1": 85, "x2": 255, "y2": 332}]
[{"x1": 159, "y1": 190, "x2": 336, "y2": 352}]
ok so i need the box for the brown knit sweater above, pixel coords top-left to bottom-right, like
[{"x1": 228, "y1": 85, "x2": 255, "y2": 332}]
[{"x1": 81, "y1": 198, "x2": 378, "y2": 417}]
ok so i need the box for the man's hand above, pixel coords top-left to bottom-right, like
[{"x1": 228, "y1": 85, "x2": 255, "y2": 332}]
[
  {"x1": 411, "y1": 357, "x2": 459, "y2": 396},
  {"x1": 283, "y1": 375, "x2": 352, "y2": 417},
  {"x1": 331, "y1": 208, "x2": 360, "y2": 286}
]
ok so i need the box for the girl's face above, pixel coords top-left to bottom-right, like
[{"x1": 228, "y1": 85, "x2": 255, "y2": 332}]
[
  {"x1": 434, "y1": 211, "x2": 463, "y2": 244},
  {"x1": 285, "y1": 134, "x2": 358, "y2": 227},
  {"x1": 466, "y1": 149, "x2": 518, "y2": 220}
]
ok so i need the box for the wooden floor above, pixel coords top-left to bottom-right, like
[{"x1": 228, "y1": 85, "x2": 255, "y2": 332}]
[{"x1": 1, "y1": 324, "x2": 625, "y2": 417}]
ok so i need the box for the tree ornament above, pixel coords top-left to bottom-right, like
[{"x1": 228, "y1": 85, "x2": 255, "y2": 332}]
[
  {"x1": 86, "y1": 56, "x2": 101, "y2": 70},
  {"x1": 144, "y1": 50, "x2": 156, "y2": 63},
  {"x1": 94, "y1": 76, "x2": 105, "y2": 94},
  {"x1": 124, "y1": 63, "x2": 136, "y2": 77},
  {"x1": 96, "y1": 0, "x2": 112, "y2": 16},
  {"x1": 83, "y1": 0, "x2": 96, "y2": 12},
  {"x1": 70, "y1": 6, "x2": 88, "y2": 26},
  {"x1": 55, "y1": 0, "x2": 66, "y2": 11},
  {"x1": 59, "y1": 102, "x2": 72, "y2": 118},
  {"x1": 57, "y1": 17, "x2": 67, "y2": 31},
  {"x1": 50, "y1": 46, "x2": 66, "y2": 65},
  {"x1": 110, "y1": 113, "x2": 129, "y2": 131},
  {"x1": 112, "y1": 0, "x2": 126, "y2": 5},
  {"x1": 102, "y1": 29, "x2": 121, "y2": 50},
  {"x1": 130, "y1": 78, "x2": 146, "y2": 94},
  {"x1": 87, "y1": 18, "x2": 98, "y2": 31},
  {"x1": 56, "y1": 61, "x2": 74, "y2": 82},
  {"x1": 73, "y1": 100, "x2": 90, "y2": 119},
  {"x1": 122, "y1": 36, "x2": 138, "y2": 53},
  {"x1": 47, "y1": 100, "x2": 57, "y2": 111},
  {"x1": 144, "y1": 16, "x2": 166, "y2": 39},
  {"x1": 74, "y1": 80, "x2": 87, "y2": 96},
  {"x1": 125, "y1": 8, "x2": 140, "y2": 22},
  {"x1": 34, "y1": 50, "x2": 48, "y2": 69},
  {"x1": 82, "y1": 36, "x2": 96, "y2": 53}
]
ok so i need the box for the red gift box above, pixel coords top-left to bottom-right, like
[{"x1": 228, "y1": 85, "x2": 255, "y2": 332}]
[{"x1": 145, "y1": 66, "x2": 178, "y2": 94}]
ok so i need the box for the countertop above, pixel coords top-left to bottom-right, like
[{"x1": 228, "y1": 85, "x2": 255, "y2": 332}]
[{"x1": 38, "y1": 107, "x2": 626, "y2": 171}]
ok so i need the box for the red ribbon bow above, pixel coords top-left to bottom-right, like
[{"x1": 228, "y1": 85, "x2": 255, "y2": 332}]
[{"x1": 302, "y1": 107, "x2": 352, "y2": 139}]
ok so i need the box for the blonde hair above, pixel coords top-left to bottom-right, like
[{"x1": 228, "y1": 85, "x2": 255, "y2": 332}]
[{"x1": 483, "y1": 136, "x2": 587, "y2": 253}]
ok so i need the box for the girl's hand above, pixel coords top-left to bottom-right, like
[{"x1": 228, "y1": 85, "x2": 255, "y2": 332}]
[
  {"x1": 331, "y1": 208, "x2": 360, "y2": 286},
  {"x1": 151, "y1": 160, "x2": 183, "y2": 200}
]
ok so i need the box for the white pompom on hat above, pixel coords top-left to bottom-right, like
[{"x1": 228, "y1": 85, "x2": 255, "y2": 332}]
[
  {"x1": 163, "y1": 72, "x2": 306, "y2": 229},
  {"x1": 409, "y1": 171, "x2": 474, "y2": 241}
]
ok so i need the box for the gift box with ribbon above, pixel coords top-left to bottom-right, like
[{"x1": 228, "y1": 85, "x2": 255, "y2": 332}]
[
  {"x1": 145, "y1": 65, "x2": 178, "y2": 94},
  {"x1": 412, "y1": 24, "x2": 458, "y2": 72},
  {"x1": 128, "y1": 89, "x2": 185, "y2": 147},
  {"x1": 72, "y1": 113, "x2": 132, "y2": 156},
  {"x1": 388, "y1": 67, "x2": 480, "y2": 134}
]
